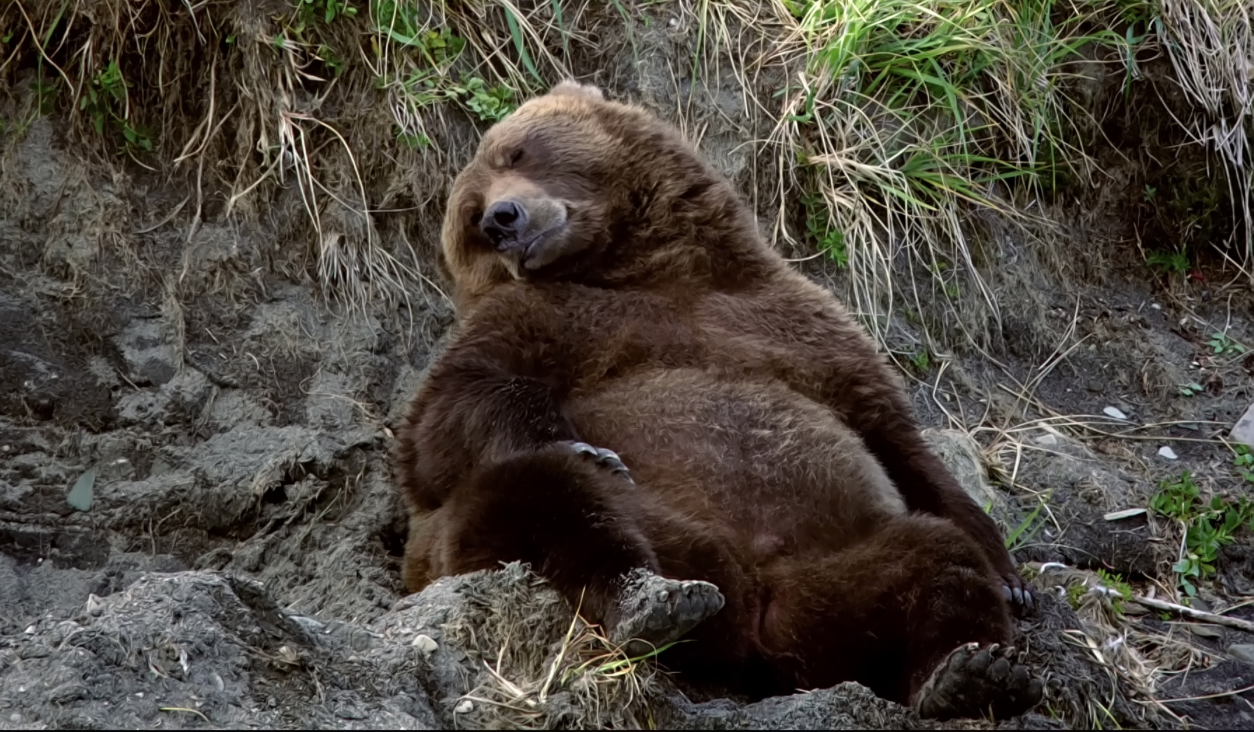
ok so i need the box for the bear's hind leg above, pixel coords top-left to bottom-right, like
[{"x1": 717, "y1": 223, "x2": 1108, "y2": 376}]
[
  {"x1": 440, "y1": 442, "x2": 724, "y2": 654},
  {"x1": 758, "y1": 513, "x2": 1042, "y2": 720}
]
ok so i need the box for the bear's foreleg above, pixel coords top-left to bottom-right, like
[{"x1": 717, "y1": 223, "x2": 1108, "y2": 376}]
[
  {"x1": 439, "y1": 442, "x2": 725, "y2": 653},
  {"x1": 396, "y1": 335, "x2": 725, "y2": 651}
]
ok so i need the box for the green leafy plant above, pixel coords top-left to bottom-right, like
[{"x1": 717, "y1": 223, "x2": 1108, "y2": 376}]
[
  {"x1": 1150, "y1": 471, "x2": 1200, "y2": 519},
  {"x1": 455, "y1": 77, "x2": 516, "y2": 122},
  {"x1": 1234, "y1": 445, "x2": 1254, "y2": 483},
  {"x1": 1146, "y1": 249, "x2": 1189, "y2": 275},
  {"x1": 1209, "y1": 331, "x2": 1247, "y2": 356},
  {"x1": 77, "y1": 60, "x2": 151, "y2": 154},
  {"x1": 121, "y1": 123, "x2": 154, "y2": 152},
  {"x1": 800, "y1": 189, "x2": 847, "y2": 267},
  {"x1": 318, "y1": 44, "x2": 346, "y2": 76},
  {"x1": 1177, "y1": 382, "x2": 1204, "y2": 397},
  {"x1": 1150, "y1": 471, "x2": 1254, "y2": 597},
  {"x1": 376, "y1": 16, "x2": 465, "y2": 68},
  {"x1": 81, "y1": 59, "x2": 128, "y2": 136},
  {"x1": 1066, "y1": 582, "x2": 1086, "y2": 610},
  {"x1": 396, "y1": 128, "x2": 431, "y2": 149},
  {"x1": 31, "y1": 73, "x2": 60, "y2": 116},
  {"x1": 369, "y1": 15, "x2": 510, "y2": 129},
  {"x1": 1096, "y1": 568, "x2": 1132, "y2": 615},
  {"x1": 297, "y1": 0, "x2": 356, "y2": 26}
]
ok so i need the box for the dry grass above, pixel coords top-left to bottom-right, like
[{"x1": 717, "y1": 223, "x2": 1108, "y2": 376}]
[
  {"x1": 1156, "y1": 0, "x2": 1253, "y2": 275},
  {"x1": 437, "y1": 566, "x2": 676, "y2": 730},
  {"x1": 1030, "y1": 562, "x2": 1213, "y2": 728},
  {"x1": 2, "y1": 0, "x2": 1249, "y2": 329},
  {"x1": 455, "y1": 611, "x2": 676, "y2": 730}
]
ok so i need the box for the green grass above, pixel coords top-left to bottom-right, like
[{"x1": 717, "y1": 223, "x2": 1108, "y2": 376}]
[
  {"x1": 775, "y1": 0, "x2": 1157, "y2": 339},
  {"x1": 370, "y1": 2, "x2": 530, "y2": 150},
  {"x1": 1004, "y1": 494, "x2": 1048, "y2": 553}
]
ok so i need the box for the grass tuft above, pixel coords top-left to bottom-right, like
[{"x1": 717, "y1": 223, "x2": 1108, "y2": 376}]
[{"x1": 765, "y1": 0, "x2": 1156, "y2": 343}]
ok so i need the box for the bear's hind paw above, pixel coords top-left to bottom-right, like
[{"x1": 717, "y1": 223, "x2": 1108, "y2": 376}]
[
  {"x1": 913, "y1": 642, "x2": 1043, "y2": 721},
  {"x1": 608, "y1": 569, "x2": 725, "y2": 659}
]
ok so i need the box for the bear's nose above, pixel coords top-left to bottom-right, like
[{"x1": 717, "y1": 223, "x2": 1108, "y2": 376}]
[{"x1": 481, "y1": 200, "x2": 528, "y2": 245}]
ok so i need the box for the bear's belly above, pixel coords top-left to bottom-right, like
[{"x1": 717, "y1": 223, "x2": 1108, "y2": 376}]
[{"x1": 565, "y1": 368, "x2": 907, "y2": 554}]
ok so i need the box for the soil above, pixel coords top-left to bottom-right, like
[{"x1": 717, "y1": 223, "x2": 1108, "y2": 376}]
[{"x1": 2, "y1": 3, "x2": 1253, "y2": 729}]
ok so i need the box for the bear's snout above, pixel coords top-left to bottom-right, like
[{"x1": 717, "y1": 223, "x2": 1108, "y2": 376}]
[{"x1": 482, "y1": 199, "x2": 529, "y2": 248}]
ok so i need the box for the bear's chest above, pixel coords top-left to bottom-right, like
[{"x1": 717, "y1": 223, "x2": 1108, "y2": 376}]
[{"x1": 552, "y1": 288, "x2": 809, "y2": 389}]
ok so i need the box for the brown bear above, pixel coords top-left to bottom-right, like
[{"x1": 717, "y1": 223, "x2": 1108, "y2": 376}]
[{"x1": 393, "y1": 79, "x2": 1043, "y2": 720}]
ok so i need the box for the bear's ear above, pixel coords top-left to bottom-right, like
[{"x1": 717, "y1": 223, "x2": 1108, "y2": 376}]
[{"x1": 549, "y1": 80, "x2": 605, "y2": 101}]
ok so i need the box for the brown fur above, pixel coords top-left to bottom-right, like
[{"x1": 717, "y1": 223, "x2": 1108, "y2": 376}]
[{"x1": 393, "y1": 82, "x2": 1032, "y2": 707}]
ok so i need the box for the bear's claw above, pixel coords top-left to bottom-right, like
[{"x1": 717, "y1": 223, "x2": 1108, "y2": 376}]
[
  {"x1": 913, "y1": 642, "x2": 1044, "y2": 721},
  {"x1": 1003, "y1": 581, "x2": 1035, "y2": 612},
  {"x1": 608, "y1": 569, "x2": 725, "y2": 658},
  {"x1": 561, "y1": 440, "x2": 634, "y2": 484}
]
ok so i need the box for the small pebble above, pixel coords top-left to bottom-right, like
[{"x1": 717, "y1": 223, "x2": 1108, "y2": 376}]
[
  {"x1": 1157, "y1": 446, "x2": 1178, "y2": 460},
  {"x1": 455, "y1": 700, "x2": 474, "y2": 714},
  {"x1": 1103, "y1": 406, "x2": 1128, "y2": 420},
  {"x1": 411, "y1": 634, "x2": 438, "y2": 655}
]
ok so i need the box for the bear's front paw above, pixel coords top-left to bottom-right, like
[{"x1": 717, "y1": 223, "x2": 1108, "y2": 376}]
[
  {"x1": 999, "y1": 571, "x2": 1036, "y2": 614},
  {"x1": 559, "y1": 440, "x2": 634, "y2": 485}
]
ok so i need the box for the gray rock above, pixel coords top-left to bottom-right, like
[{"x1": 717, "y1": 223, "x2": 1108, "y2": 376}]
[
  {"x1": 113, "y1": 318, "x2": 179, "y2": 387},
  {"x1": 1230, "y1": 644, "x2": 1254, "y2": 665},
  {"x1": 0, "y1": 563, "x2": 1083, "y2": 730},
  {"x1": 922, "y1": 428, "x2": 1018, "y2": 530}
]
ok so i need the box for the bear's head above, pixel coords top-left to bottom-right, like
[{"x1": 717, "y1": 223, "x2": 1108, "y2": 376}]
[{"x1": 440, "y1": 80, "x2": 761, "y2": 310}]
